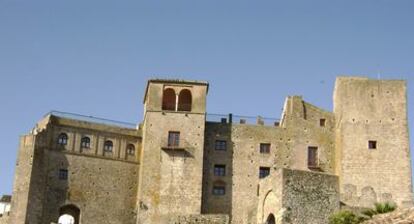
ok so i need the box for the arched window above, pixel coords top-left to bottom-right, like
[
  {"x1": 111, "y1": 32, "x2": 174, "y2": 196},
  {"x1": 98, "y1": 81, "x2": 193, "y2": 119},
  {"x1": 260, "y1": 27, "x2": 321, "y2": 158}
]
[
  {"x1": 178, "y1": 89, "x2": 192, "y2": 111},
  {"x1": 80, "y1": 137, "x2": 90, "y2": 149},
  {"x1": 59, "y1": 204, "x2": 80, "y2": 224},
  {"x1": 127, "y1": 144, "x2": 135, "y2": 156},
  {"x1": 104, "y1": 140, "x2": 113, "y2": 153},
  {"x1": 57, "y1": 133, "x2": 68, "y2": 146},
  {"x1": 162, "y1": 88, "x2": 176, "y2": 111}
]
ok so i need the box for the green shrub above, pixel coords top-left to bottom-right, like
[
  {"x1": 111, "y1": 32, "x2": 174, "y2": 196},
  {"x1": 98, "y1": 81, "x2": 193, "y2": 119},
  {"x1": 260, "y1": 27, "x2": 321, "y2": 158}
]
[
  {"x1": 329, "y1": 211, "x2": 366, "y2": 224},
  {"x1": 362, "y1": 202, "x2": 396, "y2": 218},
  {"x1": 374, "y1": 202, "x2": 396, "y2": 214}
]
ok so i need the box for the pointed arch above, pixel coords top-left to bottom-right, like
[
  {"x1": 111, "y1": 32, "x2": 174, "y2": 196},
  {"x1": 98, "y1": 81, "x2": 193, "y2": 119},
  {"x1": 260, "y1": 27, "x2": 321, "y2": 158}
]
[
  {"x1": 266, "y1": 214, "x2": 276, "y2": 224},
  {"x1": 178, "y1": 89, "x2": 192, "y2": 111}
]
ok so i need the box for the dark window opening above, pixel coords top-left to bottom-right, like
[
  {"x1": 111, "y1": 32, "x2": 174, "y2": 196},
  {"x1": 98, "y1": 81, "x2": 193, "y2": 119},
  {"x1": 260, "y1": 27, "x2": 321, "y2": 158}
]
[
  {"x1": 320, "y1": 119, "x2": 326, "y2": 127},
  {"x1": 127, "y1": 144, "x2": 135, "y2": 155},
  {"x1": 259, "y1": 167, "x2": 270, "y2": 179},
  {"x1": 59, "y1": 169, "x2": 68, "y2": 180},
  {"x1": 215, "y1": 140, "x2": 227, "y2": 151},
  {"x1": 104, "y1": 140, "x2": 113, "y2": 153},
  {"x1": 168, "y1": 131, "x2": 180, "y2": 147},
  {"x1": 369, "y1": 141, "x2": 377, "y2": 149},
  {"x1": 212, "y1": 186, "x2": 226, "y2": 196},
  {"x1": 162, "y1": 88, "x2": 176, "y2": 111},
  {"x1": 308, "y1": 146, "x2": 319, "y2": 168},
  {"x1": 177, "y1": 89, "x2": 192, "y2": 112},
  {"x1": 214, "y1": 164, "x2": 226, "y2": 176},
  {"x1": 80, "y1": 137, "x2": 90, "y2": 149},
  {"x1": 57, "y1": 133, "x2": 68, "y2": 146},
  {"x1": 260, "y1": 143, "x2": 271, "y2": 154}
]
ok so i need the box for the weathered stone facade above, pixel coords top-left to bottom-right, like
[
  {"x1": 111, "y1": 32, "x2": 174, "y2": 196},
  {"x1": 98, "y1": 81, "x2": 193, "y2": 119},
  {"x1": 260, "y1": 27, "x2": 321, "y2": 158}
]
[{"x1": 2, "y1": 77, "x2": 413, "y2": 224}]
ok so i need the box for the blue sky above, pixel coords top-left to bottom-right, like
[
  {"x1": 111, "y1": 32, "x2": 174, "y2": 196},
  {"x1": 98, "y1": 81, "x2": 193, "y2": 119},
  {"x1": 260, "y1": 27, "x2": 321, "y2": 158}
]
[{"x1": 0, "y1": 0, "x2": 413, "y2": 194}]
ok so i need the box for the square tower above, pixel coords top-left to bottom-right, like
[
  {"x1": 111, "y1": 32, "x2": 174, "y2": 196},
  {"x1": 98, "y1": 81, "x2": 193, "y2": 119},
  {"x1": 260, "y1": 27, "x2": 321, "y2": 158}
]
[
  {"x1": 138, "y1": 79, "x2": 209, "y2": 223},
  {"x1": 334, "y1": 76, "x2": 413, "y2": 207}
]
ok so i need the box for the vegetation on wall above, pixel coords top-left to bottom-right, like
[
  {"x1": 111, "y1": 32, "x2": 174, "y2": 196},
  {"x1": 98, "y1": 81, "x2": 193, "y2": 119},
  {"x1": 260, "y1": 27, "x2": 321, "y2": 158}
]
[{"x1": 329, "y1": 203, "x2": 397, "y2": 224}]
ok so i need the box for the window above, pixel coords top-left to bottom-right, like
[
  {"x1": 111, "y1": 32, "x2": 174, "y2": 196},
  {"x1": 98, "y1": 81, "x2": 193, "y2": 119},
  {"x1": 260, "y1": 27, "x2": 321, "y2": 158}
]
[
  {"x1": 127, "y1": 144, "x2": 135, "y2": 155},
  {"x1": 57, "y1": 133, "x2": 68, "y2": 146},
  {"x1": 168, "y1": 131, "x2": 180, "y2": 147},
  {"x1": 368, "y1": 141, "x2": 377, "y2": 149},
  {"x1": 58, "y1": 169, "x2": 68, "y2": 180},
  {"x1": 308, "y1": 146, "x2": 319, "y2": 168},
  {"x1": 214, "y1": 164, "x2": 226, "y2": 176},
  {"x1": 320, "y1": 119, "x2": 326, "y2": 127},
  {"x1": 104, "y1": 140, "x2": 113, "y2": 153},
  {"x1": 178, "y1": 89, "x2": 192, "y2": 111},
  {"x1": 215, "y1": 140, "x2": 227, "y2": 151},
  {"x1": 80, "y1": 137, "x2": 90, "y2": 149},
  {"x1": 260, "y1": 143, "x2": 271, "y2": 154},
  {"x1": 259, "y1": 167, "x2": 270, "y2": 179},
  {"x1": 212, "y1": 186, "x2": 226, "y2": 196},
  {"x1": 162, "y1": 88, "x2": 176, "y2": 111}
]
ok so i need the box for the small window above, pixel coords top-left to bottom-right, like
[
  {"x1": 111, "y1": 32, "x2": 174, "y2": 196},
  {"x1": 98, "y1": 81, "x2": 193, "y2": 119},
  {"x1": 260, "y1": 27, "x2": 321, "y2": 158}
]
[
  {"x1": 214, "y1": 164, "x2": 226, "y2": 176},
  {"x1": 212, "y1": 186, "x2": 226, "y2": 196},
  {"x1": 215, "y1": 140, "x2": 227, "y2": 151},
  {"x1": 320, "y1": 119, "x2": 326, "y2": 127},
  {"x1": 58, "y1": 169, "x2": 68, "y2": 180},
  {"x1": 57, "y1": 133, "x2": 68, "y2": 146},
  {"x1": 168, "y1": 131, "x2": 180, "y2": 147},
  {"x1": 259, "y1": 167, "x2": 270, "y2": 179},
  {"x1": 81, "y1": 137, "x2": 91, "y2": 149},
  {"x1": 260, "y1": 143, "x2": 271, "y2": 154},
  {"x1": 104, "y1": 140, "x2": 113, "y2": 153},
  {"x1": 127, "y1": 144, "x2": 135, "y2": 155},
  {"x1": 368, "y1": 141, "x2": 377, "y2": 149},
  {"x1": 308, "y1": 146, "x2": 319, "y2": 168}
]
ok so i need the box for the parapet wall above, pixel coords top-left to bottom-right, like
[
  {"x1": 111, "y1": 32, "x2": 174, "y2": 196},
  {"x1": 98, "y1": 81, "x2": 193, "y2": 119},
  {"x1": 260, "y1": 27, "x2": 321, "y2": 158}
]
[{"x1": 169, "y1": 215, "x2": 229, "y2": 224}]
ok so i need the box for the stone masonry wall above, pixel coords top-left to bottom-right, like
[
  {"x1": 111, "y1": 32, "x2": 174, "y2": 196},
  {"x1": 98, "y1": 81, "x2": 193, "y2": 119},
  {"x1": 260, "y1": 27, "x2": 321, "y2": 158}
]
[
  {"x1": 334, "y1": 77, "x2": 413, "y2": 207},
  {"x1": 169, "y1": 215, "x2": 229, "y2": 224},
  {"x1": 205, "y1": 96, "x2": 336, "y2": 223},
  {"x1": 282, "y1": 169, "x2": 340, "y2": 224}
]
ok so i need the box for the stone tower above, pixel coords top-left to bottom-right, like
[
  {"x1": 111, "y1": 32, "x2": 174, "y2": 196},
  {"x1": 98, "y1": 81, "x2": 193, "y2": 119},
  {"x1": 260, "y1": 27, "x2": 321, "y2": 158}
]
[
  {"x1": 334, "y1": 77, "x2": 413, "y2": 207},
  {"x1": 137, "y1": 79, "x2": 209, "y2": 223}
]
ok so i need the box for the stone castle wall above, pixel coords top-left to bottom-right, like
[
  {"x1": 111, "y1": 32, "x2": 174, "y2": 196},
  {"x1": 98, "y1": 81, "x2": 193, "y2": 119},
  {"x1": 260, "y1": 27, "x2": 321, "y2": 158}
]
[
  {"x1": 202, "y1": 96, "x2": 336, "y2": 223},
  {"x1": 334, "y1": 77, "x2": 413, "y2": 207}
]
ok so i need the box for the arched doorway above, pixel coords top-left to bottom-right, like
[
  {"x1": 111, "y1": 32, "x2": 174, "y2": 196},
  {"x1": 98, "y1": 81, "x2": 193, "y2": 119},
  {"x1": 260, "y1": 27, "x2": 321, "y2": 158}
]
[
  {"x1": 58, "y1": 204, "x2": 80, "y2": 224},
  {"x1": 266, "y1": 214, "x2": 276, "y2": 224}
]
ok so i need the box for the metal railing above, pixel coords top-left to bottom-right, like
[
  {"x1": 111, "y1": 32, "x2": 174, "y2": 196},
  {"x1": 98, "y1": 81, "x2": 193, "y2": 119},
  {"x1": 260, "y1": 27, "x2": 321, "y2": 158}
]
[
  {"x1": 46, "y1": 110, "x2": 137, "y2": 129},
  {"x1": 206, "y1": 113, "x2": 280, "y2": 127}
]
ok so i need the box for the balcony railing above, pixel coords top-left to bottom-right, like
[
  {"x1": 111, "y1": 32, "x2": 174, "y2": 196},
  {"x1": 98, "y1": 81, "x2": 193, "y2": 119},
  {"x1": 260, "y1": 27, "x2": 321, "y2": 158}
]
[
  {"x1": 45, "y1": 111, "x2": 137, "y2": 129},
  {"x1": 206, "y1": 113, "x2": 280, "y2": 127}
]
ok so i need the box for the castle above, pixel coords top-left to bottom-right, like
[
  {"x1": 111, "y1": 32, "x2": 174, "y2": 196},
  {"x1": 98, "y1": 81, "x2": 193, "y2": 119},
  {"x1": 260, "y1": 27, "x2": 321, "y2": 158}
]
[{"x1": 0, "y1": 76, "x2": 412, "y2": 224}]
